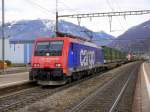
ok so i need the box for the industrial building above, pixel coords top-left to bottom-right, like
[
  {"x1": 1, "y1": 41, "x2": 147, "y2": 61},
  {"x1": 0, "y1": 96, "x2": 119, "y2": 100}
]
[
  {"x1": 9, "y1": 40, "x2": 33, "y2": 64},
  {"x1": 0, "y1": 38, "x2": 10, "y2": 61},
  {"x1": 0, "y1": 37, "x2": 33, "y2": 64}
]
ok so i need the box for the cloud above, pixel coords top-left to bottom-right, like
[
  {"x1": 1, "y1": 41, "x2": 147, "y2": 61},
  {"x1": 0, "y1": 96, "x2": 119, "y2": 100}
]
[{"x1": 0, "y1": 0, "x2": 149, "y2": 36}]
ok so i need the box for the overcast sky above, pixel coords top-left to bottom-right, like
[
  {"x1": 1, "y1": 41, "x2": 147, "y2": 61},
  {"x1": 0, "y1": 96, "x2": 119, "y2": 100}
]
[{"x1": 0, "y1": 0, "x2": 150, "y2": 36}]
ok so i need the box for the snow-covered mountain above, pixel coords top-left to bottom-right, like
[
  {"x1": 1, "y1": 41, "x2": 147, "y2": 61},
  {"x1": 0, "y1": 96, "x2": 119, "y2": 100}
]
[
  {"x1": 0, "y1": 19, "x2": 115, "y2": 46},
  {"x1": 109, "y1": 19, "x2": 150, "y2": 53},
  {"x1": 92, "y1": 31, "x2": 115, "y2": 46}
]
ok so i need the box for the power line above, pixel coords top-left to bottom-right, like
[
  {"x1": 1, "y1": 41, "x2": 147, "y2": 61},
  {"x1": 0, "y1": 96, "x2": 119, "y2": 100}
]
[
  {"x1": 58, "y1": 10, "x2": 150, "y2": 18},
  {"x1": 91, "y1": 38, "x2": 150, "y2": 41},
  {"x1": 106, "y1": 0, "x2": 114, "y2": 11},
  {"x1": 58, "y1": 1, "x2": 79, "y2": 12},
  {"x1": 112, "y1": 0, "x2": 121, "y2": 11},
  {"x1": 56, "y1": 0, "x2": 85, "y2": 37},
  {"x1": 112, "y1": 0, "x2": 129, "y2": 28},
  {"x1": 26, "y1": 0, "x2": 55, "y2": 15},
  {"x1": 106, "y1": 0, "x2": 126, "y2": 31},
  {"x1": 58, "y1": 9, "x2": 150, "y2": 34}
]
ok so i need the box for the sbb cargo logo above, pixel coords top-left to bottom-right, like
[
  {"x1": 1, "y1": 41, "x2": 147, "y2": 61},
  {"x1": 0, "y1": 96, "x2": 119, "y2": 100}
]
[{"x1": 80, "y1": 49, "x2": 95, "y2": 67}]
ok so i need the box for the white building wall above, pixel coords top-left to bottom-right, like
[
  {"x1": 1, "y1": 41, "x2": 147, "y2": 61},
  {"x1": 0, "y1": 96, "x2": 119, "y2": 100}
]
[
  {"x1": 0, "y1": 39, "x2": 31, "y2": 64},
  {"x1": 21, "y1": 43, "x2": 33, "y2": 64},
  {"x1": 0, "y1": 39, "x2": 11, "y2": 60},
  {"x1": 9, "y1": 44, "x2": 24, "y2": 63}
]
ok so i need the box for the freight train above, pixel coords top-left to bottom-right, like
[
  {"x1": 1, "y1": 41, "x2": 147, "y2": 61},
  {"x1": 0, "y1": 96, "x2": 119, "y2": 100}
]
[{"x1": 29, "y1": 36, "x2": 127, "y2": 85}]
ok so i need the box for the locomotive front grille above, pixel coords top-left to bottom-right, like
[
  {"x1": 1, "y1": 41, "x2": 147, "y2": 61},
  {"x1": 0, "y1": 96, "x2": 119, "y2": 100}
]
[{"x1": 31, "y1": 68, "x2": 65, "y2": 81}]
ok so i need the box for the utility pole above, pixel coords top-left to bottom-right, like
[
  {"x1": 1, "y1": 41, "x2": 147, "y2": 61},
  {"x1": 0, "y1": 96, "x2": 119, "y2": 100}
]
[
  {"x1": 55, "y1": 0, "x2": 58, "y2": 36},
  {"x1": 2, "y1": 0, "x2": 5, "y2": 73}
]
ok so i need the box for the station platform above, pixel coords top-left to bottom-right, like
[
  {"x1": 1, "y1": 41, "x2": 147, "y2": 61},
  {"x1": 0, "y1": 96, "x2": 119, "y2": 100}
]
[
  {"x1": 133, "y1": 62, "x2": 150, "y2": 112},
  {"x1": 0, "y1": 66, "x2": 29, "y2": 74},
  {"x1": 0, "y1": 72, "x2": 29, "y2": 89}
]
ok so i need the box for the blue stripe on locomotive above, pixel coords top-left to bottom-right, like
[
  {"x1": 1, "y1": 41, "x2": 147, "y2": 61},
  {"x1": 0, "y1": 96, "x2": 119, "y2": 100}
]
[{"x1": 68, "y1": 42, "x2": 104, "y2": 70}]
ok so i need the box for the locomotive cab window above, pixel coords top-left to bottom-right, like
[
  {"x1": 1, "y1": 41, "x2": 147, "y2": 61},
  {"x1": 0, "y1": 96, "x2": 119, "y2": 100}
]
[{"x1": 35, "y1": 40, "x2": 63, "y2": 56}]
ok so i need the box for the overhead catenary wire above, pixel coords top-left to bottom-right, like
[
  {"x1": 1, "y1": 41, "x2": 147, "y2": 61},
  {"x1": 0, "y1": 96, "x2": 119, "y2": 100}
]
[
  {"x1": 108, "y1": 0, "x2": 126, "y2": 29},
  {"x1": 26, "y1": 0, "x2": 56, "y2": 16},
  {"x1": 90, "y1": 38, "x2": 150, "y2": 41},
  {"x1": 113, "y1": 0, "x2": 129, "y2": 28},
  {"x1": 106, "y1": 0, "x2": 126, "y2": 31},
  {"x1": 58, "y1": 8, "x2": 150, "y2": 39},
  {"x1": 58, "y1": 1, "x2": 79, "y2": 13},
  {"x1": 6, "y1": 0, "x2": 150, "y2": 44},
  {"x1": 56, "y1": 0, "x2": 85, "y2": 37}
]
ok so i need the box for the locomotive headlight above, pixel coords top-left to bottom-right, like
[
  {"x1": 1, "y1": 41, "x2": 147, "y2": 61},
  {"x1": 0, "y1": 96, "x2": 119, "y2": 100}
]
[
  {"x1": 33, "y1": 64, "x2": 37, "y2": 67},
  {"x1": 33, "y1": 63, "x2": 40, "y2": 67},
  {"x1": 55, "y1": 63, "x2": 61, "y2": 67},
  {"x1": 37, "y1": 64, "x2": 40, "y2": 67}
]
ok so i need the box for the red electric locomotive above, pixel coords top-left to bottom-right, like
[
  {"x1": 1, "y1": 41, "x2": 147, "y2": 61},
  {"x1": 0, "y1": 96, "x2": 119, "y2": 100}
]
[{"x1": 29, "y1": 37, "x2": 104, "y2": 85}]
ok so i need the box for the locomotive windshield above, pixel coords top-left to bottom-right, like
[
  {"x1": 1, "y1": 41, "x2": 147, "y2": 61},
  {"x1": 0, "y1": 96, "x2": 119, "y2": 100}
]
[{"x1": 34, "y1": 40, "x2": 63, "y2": 56}]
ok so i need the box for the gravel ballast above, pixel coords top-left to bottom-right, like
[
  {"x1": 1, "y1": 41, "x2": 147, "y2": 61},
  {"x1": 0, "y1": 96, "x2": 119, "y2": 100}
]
[{"x1": 17, "y1": 62, "x2": 138, "y2": 112}]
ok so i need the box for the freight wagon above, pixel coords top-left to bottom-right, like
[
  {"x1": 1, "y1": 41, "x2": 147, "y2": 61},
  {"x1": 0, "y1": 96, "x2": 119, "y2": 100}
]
[{"x1": 102, "y1": 46, "x2": 126, "y2": 63}]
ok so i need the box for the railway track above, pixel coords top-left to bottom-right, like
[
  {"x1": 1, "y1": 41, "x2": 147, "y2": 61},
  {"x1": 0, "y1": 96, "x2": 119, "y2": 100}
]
[
  {"x1": 0, "y1": 62, "x2": 140, "y2": 112},
  {"x1": 0, "y1": 81, "x2": 36, "y2": 97},
  {"x1": 69, "y1": 62, "x2": 140, "y2": 112},
  {"x1": 0, "y1": 69, "x2": 109, "y2": 112}
]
